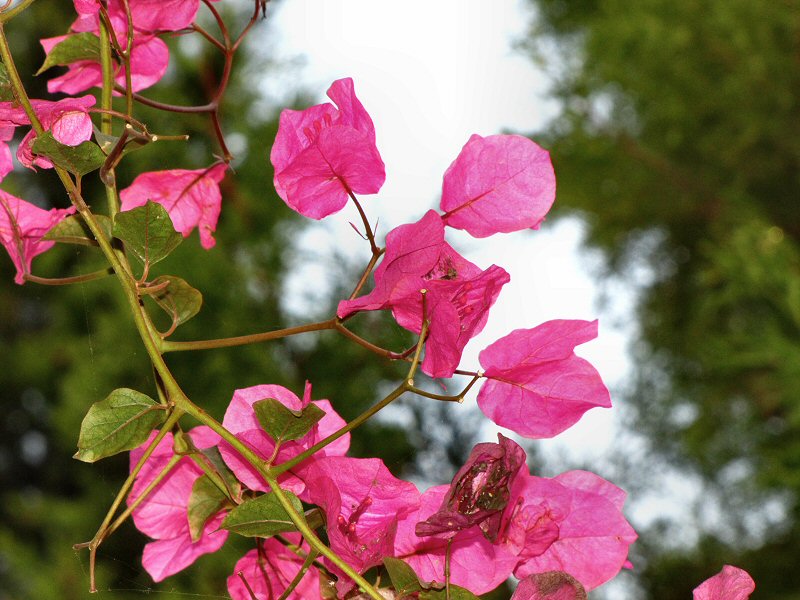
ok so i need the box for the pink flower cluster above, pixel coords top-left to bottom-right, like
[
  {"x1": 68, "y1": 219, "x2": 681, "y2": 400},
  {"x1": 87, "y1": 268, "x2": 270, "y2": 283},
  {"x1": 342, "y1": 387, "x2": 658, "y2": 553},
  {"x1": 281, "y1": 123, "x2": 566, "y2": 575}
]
[
  {"x1": 43, "y1": 0, "x2": 219, "y2": 96},
  {"x1": 128, "y1": 391, "x2": 635, "y2": 598},
  {"x1": 0, "y1": 0, "x2": 227, "y2": 282}
]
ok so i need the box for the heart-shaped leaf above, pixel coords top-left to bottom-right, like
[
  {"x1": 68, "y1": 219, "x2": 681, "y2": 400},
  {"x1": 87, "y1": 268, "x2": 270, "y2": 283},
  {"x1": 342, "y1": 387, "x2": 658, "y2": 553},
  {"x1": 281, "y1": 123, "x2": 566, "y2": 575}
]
[
  {"x1": 253, "y1": 398, "x2": 324, "y2": 444},
  {"x1": 36, "y1": 32, "x2": 100, "y2": 75},
  {"x1": 149, "y1": 275, "x2": 203, "y2": 329},
  {"x1": 43, "y1": 214, "x2": 112, "y2": 246},
  {"x1": 31, "y1": 133, "x2": 105, "y2": 177},
  {"x1": 187, "y1": 475, "x2": 229, "y2": 542},
  {"x1": 74, "y1": 388, "x2": 165, "y2": 463},
  {"x1": 383, "y1": 557, "x2": 426, "y2": 598},
  {"x1": 221, "y1": 491, "x2": 303, "y2": 538},
  {"x1": 113, "y1": 200, "x2": 183, "y2": 268}
]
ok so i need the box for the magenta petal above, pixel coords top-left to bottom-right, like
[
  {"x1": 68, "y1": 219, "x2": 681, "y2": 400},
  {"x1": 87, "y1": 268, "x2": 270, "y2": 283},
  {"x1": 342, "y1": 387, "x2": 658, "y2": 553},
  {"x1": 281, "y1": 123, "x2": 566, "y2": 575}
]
[
  {"x1": 0, "y1": 142, "x2": 12, "y2": 180},
  {"x1": 509, "y1": 471, "x2": 637, "y2": 591},
  {"x1": 120, "y1": 35, "x2": 169, "y2": 92},
  {"x1": 46, "y1": 60, "x2": 103, "y2": 95},
  {"x1": 302, "y1": 456, "x2": 420, "y2": 592},
  {"x1": 73, "y1": 0, "x2": 99, "y2": 15},
  {"x1": 0, "y1": 192, "x2": 76, "y2": 284},
  {"x1": 141, "y1": 514, "x2": 228, "y2": 582},
  {"x1": 51, "y1": 109, "x2": 93, "y2": 146},
  {"x1": 270, "y1": 77, "x2": 385, "y2": 219},
  {"x1": 119, "y1": 163, "x2": 227, "y2": 249},
  {"x1": 440, "y1": 134, "x2": 556, "y2": 238},
  {"x1": 129, "y1": 427, "x2": 219, "y2": 539},
  {"x1": 228, "y1": 543, "x2": 321, "y2": 600},
  {"x1": 478, "y1": 320, "x2": 611, "y2": 438},
  {"x1": 223, "y1": 384, "x2": 304, "y2": 435},
  {"x1": 337, "y1": 210, "x2": 445, "y2": 320},
  {"x1": 421, "y1": 264, "x2": 510, "y2": 378},
  {"x1": 480, "y1": 320, "x2": 601, "y2": 371},
  {"x1": 693, "y1": 566, "x2": 755, "y2": 600},
  {"x1": 396, "y1": 485, "x2": 517, "y2": 595},
  {"x1": 128, "y1": 0, "x2": 200, "y2": 32},
  {"x1": 219, "y1": 384, "x2": 349, "y2": 494}
]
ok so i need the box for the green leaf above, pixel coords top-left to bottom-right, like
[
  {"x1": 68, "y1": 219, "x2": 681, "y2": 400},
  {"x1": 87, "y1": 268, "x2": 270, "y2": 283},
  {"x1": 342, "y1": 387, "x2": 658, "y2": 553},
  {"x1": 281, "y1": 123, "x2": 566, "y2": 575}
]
[
  {"x1": 36, "y1": 32, "x2": 100, "y2": 75},
  {"x1": 419, "y1": 585, "x2": 480, "y2": 600},
  {"x1": 149, "y1": 276, "x2": 203, "y2": 329},
  {"x1": 43, "y1": 214, "x2": 113, "y2": 246},
  {"x1": 74, "y1": 388, "x2": 166, "y2": 463},
  {"x1": 253, "y1": 398, "x2": 325, "y2": 444},
  {"x1": 0, "y1": 62, "x2": 15, "y2": 101},
  {"x1": 112, "y1": 200, "x2": 183, "y2": 268},
  {"x1": 383, "y1": 557, "x2": 426, "y2": 597},
  {"x1": 199, "y1": 446, "x2": 242, "y2": 500},
  {"x1": 221, "y1": 491, "x2": 303, "y2": 538},
  {"x1": 30, "y1": 133, "x2": 105, "y2": 177},
  {"x1": 187, "y1": 475, "x2": 228, "y2": 542}
]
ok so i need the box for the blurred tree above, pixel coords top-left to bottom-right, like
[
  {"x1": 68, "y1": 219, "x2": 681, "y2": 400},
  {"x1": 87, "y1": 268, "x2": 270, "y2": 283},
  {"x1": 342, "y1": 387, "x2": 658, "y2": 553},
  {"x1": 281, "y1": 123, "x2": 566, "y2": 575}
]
[
  {"x1": 523, "y1": 0, "x2": 800, "y2": 598},
  {"x1": 0, "y1": 2, "x2": 420, "y2": 598}
]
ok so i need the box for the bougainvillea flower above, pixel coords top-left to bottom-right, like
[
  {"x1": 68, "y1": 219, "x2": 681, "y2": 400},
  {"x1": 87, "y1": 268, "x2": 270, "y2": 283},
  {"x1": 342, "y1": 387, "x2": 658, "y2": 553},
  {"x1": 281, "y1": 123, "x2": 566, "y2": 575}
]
[
  {"x1": 227, "y1": 538, "x2": 322, "y2": 600},
  {"x1": 218, "y1": 383, "x2": 349, "y2": 495},
  {"x1": 440, "y1": 134, "x2": 556, "y2": 238},
  {"x1": 395, "y1": 484, "x2": 519, "y2": 595},
  {"x1": 41, "y1": 33, "x2": 168, "y2": 95},
  {"x1": 270, "y1": 77, "x2": 385, "y2": 219},
  {"x1": 302, "y1": 456, "x2": 420, "y2": 594},
  {"x1": 506, "y1": 470, "x2": 637, "y2": 591},
  {"x1": 119, "y1": 163, "x2": 227, "y2": 249},
  {"x1": 477, "y1": 319, "x2": 611, "y2": 438},
  {"x1": 18, "y1": 96, "x2": 96, "y2": 169},
  {"x1": 0, "y1": 95, "x2": 95, "y2": 170},
  {"x1": 511, "y1": 572, "x2": 587, "y2": 600},
  {"x1": 693, "y1": 565, "x2": 755, "y2": 600},
  {"x1": 0, "y1": 191, "x2": 76, "y2": 284},
  {"x1": 416, "y1": 434, "x2": 526, "y2": 541},
  {"x1": 128, "y1": 427, "x2": 228, "y2": 582},
  {"x1": 421, "y1": 264, "x2": 509, "y2": 377},
  {"x1": 338, "y1": 210, "x2": 509, "y2": 378}
]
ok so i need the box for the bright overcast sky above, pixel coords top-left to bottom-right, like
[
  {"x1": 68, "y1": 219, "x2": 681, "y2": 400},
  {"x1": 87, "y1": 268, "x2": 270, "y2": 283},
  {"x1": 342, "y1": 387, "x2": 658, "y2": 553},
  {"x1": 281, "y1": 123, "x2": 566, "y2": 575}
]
[{"x1": 259, "y1": 0, "x2": 634, "y2": 468}]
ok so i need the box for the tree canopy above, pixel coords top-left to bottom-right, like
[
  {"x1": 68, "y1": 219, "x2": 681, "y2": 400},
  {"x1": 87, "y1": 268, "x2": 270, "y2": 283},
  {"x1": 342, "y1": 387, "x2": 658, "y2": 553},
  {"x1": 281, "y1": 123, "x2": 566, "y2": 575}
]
[{"x1": 525, "y1": 0, "x2": 800, "y2": 597}]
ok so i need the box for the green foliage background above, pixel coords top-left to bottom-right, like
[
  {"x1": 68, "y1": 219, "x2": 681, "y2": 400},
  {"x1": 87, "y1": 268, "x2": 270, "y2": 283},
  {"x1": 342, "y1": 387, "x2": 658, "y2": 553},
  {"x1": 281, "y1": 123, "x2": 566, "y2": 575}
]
[{"x1": 525, "y1": 0, "x2": 800, "y2": 598}]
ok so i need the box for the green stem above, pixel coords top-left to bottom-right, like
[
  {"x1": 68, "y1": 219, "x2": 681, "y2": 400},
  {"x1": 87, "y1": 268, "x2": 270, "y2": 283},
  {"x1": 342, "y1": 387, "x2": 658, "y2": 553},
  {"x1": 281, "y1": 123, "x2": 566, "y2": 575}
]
[
  {"x1": 277, "y1": 550, "x2": 319, "y2": 600},
  {"x1": 272, "y1": 383, "x2": 407, "y2": 476},
  {"x1": 24, "y1": 268, "x2": 113, "y2": 286},
  {"x1": 334, "y1": 320, "x2": 409, "y2": 361},
  {"x1": 0, "y1": 24, "x2": 43, "y2": 133},
  {"x1": 97, "y1": 15, "x2": 114, "y2": 138},
  {"x1": 73, "y1": 408, "x2": 183, "y2": 592},
  {"x1": 161, "y1": 319, "x2": 336, "y2": 352},
  {"x1": 405, "y1": 291, "x2": 429, "y2": 382},
  {"x1": 105, "y1": 453, "x2": 182, "y2": 538},
  {"x1": 265, "y1": 479, "x2": 384, "y2": 600},
  {"x1": 408, "y1": 375, "x2": 480, "y2": 403},
  {"x1": 188, "y1": 449, "x2": 239, "y2": 503}
]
